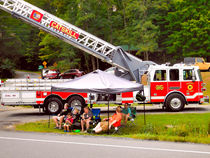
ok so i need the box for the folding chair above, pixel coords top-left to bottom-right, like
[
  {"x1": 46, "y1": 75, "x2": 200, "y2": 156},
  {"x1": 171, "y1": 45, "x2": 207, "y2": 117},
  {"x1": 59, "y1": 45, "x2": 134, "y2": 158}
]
[
  {"x1": 128, "y1": 106, "x2": 136, "y2": 126},
  {"x1": 90, "y1": 108, "x2": 101, "y2": 126},
  {"x1": 67, "y1": 107, "x2": 81, "y2": 130},
  {"x1": 112, "y1": 119, "x2": 122, "y2": 134}
]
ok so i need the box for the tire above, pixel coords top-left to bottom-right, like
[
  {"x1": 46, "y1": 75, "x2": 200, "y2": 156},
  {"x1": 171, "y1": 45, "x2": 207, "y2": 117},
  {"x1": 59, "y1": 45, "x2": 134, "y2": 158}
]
[
  {"x1": 165, "y1": 93, "x2": 185, "y2": 112},
  {"x1": 45, "y1": 97, "x2": 63, "y2": 114},
  {"x1": 67, "y1": 96, "x2": 85, "y2": 112}
]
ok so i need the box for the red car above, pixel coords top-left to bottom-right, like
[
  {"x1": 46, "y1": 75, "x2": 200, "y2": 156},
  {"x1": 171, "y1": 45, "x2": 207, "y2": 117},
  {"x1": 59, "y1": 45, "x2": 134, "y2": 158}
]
[
  {"x1": 43, "y1": 69, "x2": 60, "y2": 79},
  {"x1": 59, "y1": 69, "x2": 84, "y2": 79}
]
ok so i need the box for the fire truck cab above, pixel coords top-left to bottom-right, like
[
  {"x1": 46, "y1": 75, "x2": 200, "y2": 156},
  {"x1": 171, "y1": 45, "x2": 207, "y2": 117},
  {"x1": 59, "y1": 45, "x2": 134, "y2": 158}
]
[{"x1": 142, "y1": 64, "x2": 207, "y2": 111}]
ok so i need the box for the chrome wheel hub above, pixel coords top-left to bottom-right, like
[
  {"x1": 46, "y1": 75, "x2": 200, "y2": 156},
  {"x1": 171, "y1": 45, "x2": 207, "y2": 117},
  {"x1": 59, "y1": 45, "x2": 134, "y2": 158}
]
[
  {"x1": 170, "y1": 98, "x2": 181, "y2": 109},
  {"x1": 48, "y1": 101, "x2": 59, "y2": 113}
]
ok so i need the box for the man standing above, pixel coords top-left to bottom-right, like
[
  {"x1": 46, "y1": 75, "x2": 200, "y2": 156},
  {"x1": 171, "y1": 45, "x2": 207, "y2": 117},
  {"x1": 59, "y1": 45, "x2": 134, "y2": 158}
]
[{"x1": 81, "y1": 106, "x2": 93, "y2": 133}]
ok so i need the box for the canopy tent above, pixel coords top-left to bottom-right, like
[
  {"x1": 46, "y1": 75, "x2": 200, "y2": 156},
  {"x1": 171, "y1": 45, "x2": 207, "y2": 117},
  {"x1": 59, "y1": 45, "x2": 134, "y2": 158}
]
[
  {"x1": 51, "y1": 70, "x2": 144, "y2": 133},
  {"x1": 52, "y1": 70, "x2": 143, "y2": 93}
]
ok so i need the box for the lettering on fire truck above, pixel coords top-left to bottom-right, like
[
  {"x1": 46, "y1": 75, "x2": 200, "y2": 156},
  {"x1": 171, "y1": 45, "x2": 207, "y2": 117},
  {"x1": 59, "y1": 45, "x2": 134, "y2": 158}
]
[
  {"x1": 156, "y1": 85, "x2": 164, "y2": 90},
  {"x1": 50, "y1": 21, "x2": 80, "y2": 39}
]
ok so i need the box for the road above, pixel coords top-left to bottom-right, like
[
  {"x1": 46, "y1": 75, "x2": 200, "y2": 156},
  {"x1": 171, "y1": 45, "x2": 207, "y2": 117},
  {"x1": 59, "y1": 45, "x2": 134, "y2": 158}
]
[
  {"x1": 0, "y1": 130, "x2": 209, "y2": 158},
  {"x1": 0, "y1": 106, "x2": 48, "y2": 130},
  {"x1": 15, "y1": 70, "x2": 40, "y2": 79}
]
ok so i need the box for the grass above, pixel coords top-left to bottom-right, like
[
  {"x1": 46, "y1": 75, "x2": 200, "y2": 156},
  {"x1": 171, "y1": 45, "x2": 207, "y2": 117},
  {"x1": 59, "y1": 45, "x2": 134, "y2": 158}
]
[
  {"x1": 1, "y1": 78, "x2": 7, "y2": 82},
  {"x1": 16, "y1": 69, "x2": 40, "y2": 74},
  {"x1": 16, "y1": 113, "x2": 210, "y2": 144}
]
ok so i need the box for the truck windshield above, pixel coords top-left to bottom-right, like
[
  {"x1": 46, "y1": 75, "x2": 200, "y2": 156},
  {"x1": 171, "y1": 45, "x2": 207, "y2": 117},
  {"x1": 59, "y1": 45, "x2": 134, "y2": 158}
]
[{"x1": 197, "y1": 70, "x2": 203, "y2": 81}]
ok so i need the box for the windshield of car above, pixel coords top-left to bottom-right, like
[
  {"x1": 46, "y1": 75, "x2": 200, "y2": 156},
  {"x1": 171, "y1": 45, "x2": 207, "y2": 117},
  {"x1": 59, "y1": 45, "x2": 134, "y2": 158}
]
[
  {"x1": 197, "y1": 58, "x2": 203, "y2": 63},
  {"x1": 65, "y1": 70, "x2": 77, "y2": 73},
  {"x1": 48, "y1": 70, "x2": 58, "y2": 74}
]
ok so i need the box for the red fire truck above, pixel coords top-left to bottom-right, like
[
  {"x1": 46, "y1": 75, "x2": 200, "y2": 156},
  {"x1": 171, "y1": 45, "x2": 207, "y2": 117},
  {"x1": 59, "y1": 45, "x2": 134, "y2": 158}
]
[
  {"x1": 1, "y1": 64, "x2": 208, "y2": 113},
  {"x1": 0, "y1": 0, "x2": 208, "y2": 113},
  {"x1": 35, "y1": 64, "x2": 208, "y2": 113}
]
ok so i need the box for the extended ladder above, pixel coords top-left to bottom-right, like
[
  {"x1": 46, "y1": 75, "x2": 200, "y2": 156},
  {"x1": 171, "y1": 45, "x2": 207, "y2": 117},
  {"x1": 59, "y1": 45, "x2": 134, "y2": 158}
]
[{"x1": 0, "y1": 0, "x2": 155, "y2": 82}]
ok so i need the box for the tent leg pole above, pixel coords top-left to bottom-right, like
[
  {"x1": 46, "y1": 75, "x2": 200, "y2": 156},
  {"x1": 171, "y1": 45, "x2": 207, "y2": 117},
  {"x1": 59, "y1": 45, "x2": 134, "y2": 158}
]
[
  {"x1": 48, "y1": 88, "x2": 52, "y2": 128},
  {"x1": 48, "y1": 113, "x2": 50, "y2": 128},
  {"x1": 108, "y1": 94, "x2": 110, "y2": 135},
  {"x1": 143, "y1": 91, "x2": 146, "y2": 125}
]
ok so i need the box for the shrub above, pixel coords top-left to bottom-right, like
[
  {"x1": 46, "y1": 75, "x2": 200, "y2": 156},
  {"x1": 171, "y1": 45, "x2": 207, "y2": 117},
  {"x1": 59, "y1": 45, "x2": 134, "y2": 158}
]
[{"x1": 174, "y1": 125, "x2": 189, "y2": 137}]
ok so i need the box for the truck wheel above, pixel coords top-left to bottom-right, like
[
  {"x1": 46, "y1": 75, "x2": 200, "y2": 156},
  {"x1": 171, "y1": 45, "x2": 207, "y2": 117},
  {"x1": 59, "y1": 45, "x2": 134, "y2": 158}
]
[
  {"x1": 165, "y1": 93, "x2": 185, "y2": 112},
  {"x1": 45, "y1": 97, "x2": 63, "y2": 114},
  {"x1": 68, "y1": 96, "x2": 85, "y2": 111}
]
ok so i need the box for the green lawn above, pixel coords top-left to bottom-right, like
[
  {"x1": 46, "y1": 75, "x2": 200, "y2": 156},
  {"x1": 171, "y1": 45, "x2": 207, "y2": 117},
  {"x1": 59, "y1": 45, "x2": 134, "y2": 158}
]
[
  {"x1": 1, "y1": 78, "x2": 7, "y2": 82},
  {"x1": 16, "y1": 69, "x2": 41, "y2": 74},
  {"x1": 16, "y1": 113, "x2": 210, "y2": 144}
]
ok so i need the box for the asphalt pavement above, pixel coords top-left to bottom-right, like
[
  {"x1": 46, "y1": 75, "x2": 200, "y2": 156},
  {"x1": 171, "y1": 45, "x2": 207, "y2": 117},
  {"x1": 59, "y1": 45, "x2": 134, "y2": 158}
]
[
  {"x1": 0, "y1": 130, "x2": 209, "y2": 158},
  {"x1": 15, "y1": 70, "x2": 40, "y2": 79}
]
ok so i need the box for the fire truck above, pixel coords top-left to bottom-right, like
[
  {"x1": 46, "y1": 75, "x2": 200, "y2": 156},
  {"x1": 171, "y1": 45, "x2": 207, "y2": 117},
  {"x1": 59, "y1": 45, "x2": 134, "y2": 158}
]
[{"x1": 0, "y1": 0, "x2": 208, "y2": 113}]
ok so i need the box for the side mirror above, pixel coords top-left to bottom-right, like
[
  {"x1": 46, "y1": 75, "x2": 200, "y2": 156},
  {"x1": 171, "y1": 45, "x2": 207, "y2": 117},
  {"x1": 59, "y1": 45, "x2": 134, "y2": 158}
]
[
  {"x1": 89, "y1": 94, "x2": 95, "y2": 100},
  {"x1": 192, "y1": 70, "x2": 196, "y2": 82},
  {"x1": 136, "y1": 91, "x2": 146, "y2": 101}
]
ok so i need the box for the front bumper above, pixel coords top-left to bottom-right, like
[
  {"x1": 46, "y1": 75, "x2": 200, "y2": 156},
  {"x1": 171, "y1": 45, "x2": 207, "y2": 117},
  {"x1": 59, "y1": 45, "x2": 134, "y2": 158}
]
[{"x1": 200, "y1": 96, "x2": 209, "y2": 104}]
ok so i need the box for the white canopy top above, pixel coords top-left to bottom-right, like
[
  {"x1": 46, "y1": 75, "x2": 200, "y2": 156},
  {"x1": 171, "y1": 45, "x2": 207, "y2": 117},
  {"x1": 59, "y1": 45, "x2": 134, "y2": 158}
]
[{"x1": 52, "y1": 70, "x2": 143, "y2": 94}]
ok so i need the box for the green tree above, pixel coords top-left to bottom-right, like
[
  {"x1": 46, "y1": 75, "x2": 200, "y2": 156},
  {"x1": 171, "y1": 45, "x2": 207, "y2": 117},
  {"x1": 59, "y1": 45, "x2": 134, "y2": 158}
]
[
  {"x1": 117, "y1": 0, "x2": 159, "y2": 60},
  {"x1": 163, "y1": 0, "x2": 210, "y2": 59},
  {"x1": 0, "y1": 58, "x2": 15, "y2": 78}
]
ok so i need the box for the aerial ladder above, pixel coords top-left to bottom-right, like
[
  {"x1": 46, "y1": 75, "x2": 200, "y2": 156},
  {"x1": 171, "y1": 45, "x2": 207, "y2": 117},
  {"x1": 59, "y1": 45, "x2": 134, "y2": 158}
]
[{"x1": 0, "y1": 0, "x2": 155, "y2": 82}]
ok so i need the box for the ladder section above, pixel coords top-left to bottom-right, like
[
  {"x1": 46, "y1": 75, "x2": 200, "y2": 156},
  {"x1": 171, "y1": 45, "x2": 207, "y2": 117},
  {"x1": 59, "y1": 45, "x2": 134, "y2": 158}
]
[
  {"x1": 0, "y1": 0, "x2": 123, "y2": 69},
  {"x1": 0, "y1": 79, "x2": 71, "y2": 91}
]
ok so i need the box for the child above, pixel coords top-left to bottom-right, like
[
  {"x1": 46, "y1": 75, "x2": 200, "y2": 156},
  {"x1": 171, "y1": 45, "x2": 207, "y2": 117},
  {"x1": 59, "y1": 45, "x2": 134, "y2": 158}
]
[{"x1": 63, "y1": 113, "x2": 74, "y2": 132}]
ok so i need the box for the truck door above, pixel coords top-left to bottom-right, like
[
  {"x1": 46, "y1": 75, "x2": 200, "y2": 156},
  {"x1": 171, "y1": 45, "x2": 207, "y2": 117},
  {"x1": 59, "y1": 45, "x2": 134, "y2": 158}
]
[
  {"x1": 168, "y1": 69, "x2": 181, "y2": 93},
  {"x1": 182, "y1": 69, "x2": 200, "y2": 102},
  {"x1": 150, "y1": 70, "x2": 167, "y2": 102}
]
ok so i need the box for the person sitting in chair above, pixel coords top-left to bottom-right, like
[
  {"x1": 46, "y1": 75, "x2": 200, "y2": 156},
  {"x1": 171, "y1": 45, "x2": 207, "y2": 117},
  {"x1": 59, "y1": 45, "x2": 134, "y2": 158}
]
[
  {"x1": 72, "y1": 108, "x2": 80, "y2": 121},
  {"x1": 81, "y1": 106, "x2": 93, "y2": 133},
  {"x1": 63, "y1": 113, "x2": 74, "y2": 132},
  {"x1": 53, "y1": 103, "x2": 71, "y2": 129},
  {"x1": 93, "y1": 106, "x2": 122, "y2": 133},
  {"x1": 122, "y1": 103, "x2": 131, "y2": 125}
]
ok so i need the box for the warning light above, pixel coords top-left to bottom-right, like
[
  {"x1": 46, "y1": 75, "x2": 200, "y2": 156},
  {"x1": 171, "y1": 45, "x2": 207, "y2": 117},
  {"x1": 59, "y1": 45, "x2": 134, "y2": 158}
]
[{"x1": 30, "y1": 10, "x2": 43, "y2": 22}]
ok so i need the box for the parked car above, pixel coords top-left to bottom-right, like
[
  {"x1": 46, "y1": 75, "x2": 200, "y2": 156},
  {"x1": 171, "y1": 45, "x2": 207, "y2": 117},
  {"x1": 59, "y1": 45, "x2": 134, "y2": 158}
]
[
  {"x1": 184, "y1": 57, "x2": 210, "y2": 71},
  {"x1": 42, "y1": 69, "x2": 60, "y2": 79},
  {"x1": 59, "y1": 69, "x2": 84, "y2": 79}
]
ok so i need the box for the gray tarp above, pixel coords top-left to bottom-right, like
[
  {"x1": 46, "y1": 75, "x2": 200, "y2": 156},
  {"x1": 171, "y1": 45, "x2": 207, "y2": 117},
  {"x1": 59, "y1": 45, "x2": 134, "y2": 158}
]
[{"x1": 51, "y1": 70, "x2": 143, "y2": 94}]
